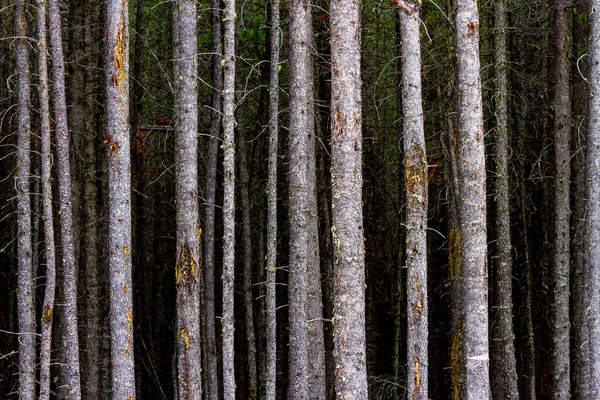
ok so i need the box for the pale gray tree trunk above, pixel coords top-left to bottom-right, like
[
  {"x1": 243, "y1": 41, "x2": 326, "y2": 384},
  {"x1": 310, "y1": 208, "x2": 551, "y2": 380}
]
[
  {"x1": 173, "y1": 1, "x2": 202, "y2": 398},
  {"x1": 15, "y1": 1, "x2": 36, "y2": 398},
  {"x1": 550, "y1": 1, "x2": 571, "y2": 397},
  {"x1": 203, "y1": 0, "x2": 222, "y2": 397},
  {"x1": 104, "y1": 0, "x2": 136, "y2": 398},
  {"x1": 490, "y1": 0, "x2": 518, "y2": 397},
  {"x1": 398, "y1": 2, "x2": 428, "y2": 398},
  {"x1": 455, "y1": 0, "x2": 490, "y2": 398},
  {"x1": 49, "y1": 0, "x2": 83, "y2": 396},
  {"x1": 36, "y1": 0, "x2": 57, "y2": 397},
  {"x1": 266, "y1": 0, "x2": 280, "y2": 396},
  {"x1": 330, "y1": 0, "x2": 368, "y2": 396},
  {"x1": 222, "y1": 0, "x2": 237, "y2": 393},
  {"x1": 587, "y1": 0, "x2": 600, "y2": 395}
]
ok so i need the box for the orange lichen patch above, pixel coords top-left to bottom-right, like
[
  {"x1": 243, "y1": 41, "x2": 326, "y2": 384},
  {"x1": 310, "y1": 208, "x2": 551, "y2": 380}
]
[
  {"x1": 43, "y1": 306, "x2": 53, "y2": 325},
  {"x1": 124, "y1": 243, "x2": 130, "y2": 260},
  {"x1": 406, "y1": 154, "x2": 428, "y2": 195},
  {"x1": 197, "y1": 228, "x2": 202, "y2": 241},
  {"x1": 413, "y1": 293, "x2": 424, "y2": 316},
  {"x1": 123, "y1": 283, "x2": 129, "y2": 294},
  {"x1": 467, "y1": 20, "x2": 479, "y2": 37},
  {"x1": 124, "y1": 340, "x2": 131, "y2": 358},
  {"x1": 126, "y1": 308, "x2": 133, "y2": 335},
  {"x1": 127, "y1": 396, "x2": 133, "y2": 400},
  {"x1": 176, "y1": 245, "x2": 198, "y2": 286},
  {"x1": 113, "y1": 20, "x2": 127, "y2": 94},
  {"x1": 413, "y1": 355, "x2": 421, "y2": 399},
  {"x1": 180, "y1": 328, "x2": 191, "y2": 350}
]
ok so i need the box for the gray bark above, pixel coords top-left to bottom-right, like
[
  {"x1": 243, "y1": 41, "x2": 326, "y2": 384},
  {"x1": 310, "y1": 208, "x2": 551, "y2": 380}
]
[
  {"x1": 222, "y1": 0, "x2": 237, "y2": 393},
  {"x1": 49, "y1": 0, "x2": 83, "y2": 396},
  {"x1": 490, "y1": 0, "x2": 518, "y2": 397},
  {"x1": 266, "y1": 0, "x2": 280, "y2": 396},
  {"x1": 330, "y1": 0, "x2": 369, "y2": 396},
  {"x1": 203, "y1": 0, "x2": 222, "y2": 397},
  {"x1": 15, "y1": 1, "x2": 36, "y2": 398},
  {"x1": 173, "y1": 1, "x2": 202, "y2": 398},
  {"x1": 550, "y1": 1, "x2": 571, "y2": 397},
  {"x1": 104, "y1": 0, "x2": 136, "y2": 397},
  {"x1": 455, "y1": 0, "x2": 490, "y2": 398},
  {"x1": 587, "y1": 0, "x2": 600, "y2": 395},
  {"x1": 398, "y1": 2, "x2": 428, "y2": 398}
]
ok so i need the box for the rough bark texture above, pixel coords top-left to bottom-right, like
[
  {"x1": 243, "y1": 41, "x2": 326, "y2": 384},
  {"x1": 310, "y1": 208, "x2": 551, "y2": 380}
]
[
  {"x1": 490, "y1": 0, "x2": 518, "y2": 397},
  {"x1": 15, "y1": 1, "x2": 36, "y2": 398},
  {"x1": 266, "y1": 0, "x2": 280, "y2": 396},
  {"x1": 330, "y1": 0, "x2": 368, "y2": 396},
  {"x1": 203, "y1": 0, "x2": 222, "y2": 397},
  {"x1": 222, "y1": 0, "x2": 237, "y2": 393},
  {"x1": 239, "y1": 131, "x2": 258, "y2": 399},
  {"x1": 37, "y1": 0, "x2": 57, "y2": 397},
  {"x1": 173, "y1": 1, "x2": 202, "y2": 398},
  {"x1": 455, "y1": 0, "x2": 490, "y2": 398},
  {"x1": 49, "y1": 0, "x2": 83, "y2": 396},
  {"x1": 104, "y1": 0, "x2": 136, "y2": 397},
  {"x1": 587, "y1": 0, "x2": 600, "y2": 395},
  {"x1": 398, "y1": 2, "x2": 428, "y2": 399},
  {"x1": 550, "y1": 1, "x2": 571, "y2": 397}
]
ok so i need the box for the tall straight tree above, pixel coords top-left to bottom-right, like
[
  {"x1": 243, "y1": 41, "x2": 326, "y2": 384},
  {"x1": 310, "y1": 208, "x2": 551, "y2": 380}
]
[
  {"x1": 48, "y1": 0, "x2": 82, "y2": 396},
  {"x1": 173, "y1": 0, "x2": 202, "y2": 397},
  {"x1": 37, "y1": 0, "x2": 57, "y2": 397},
  {"x1": 203, "y1": 0, "x2": 222, "y2": 396},
  {"x1": 397, "y1": 1, "x2": 428, "y2": 398},
  {"x1": 550, "y1": 0, "x2": 571, "y2": 397},
  {"x1": 455, "y1": 0, "x2": 489, "y2": 398},
  {"x1": 587, "y1": 0, "x2": 600, "y2": 394},
  {"x1": 266, "y1": 0, "x2": 280, "y2": 396},
  {"x1": 490, "y1": 0, "x2": 518, "y2": 397},
  {"x1": 14, "y1": 0, "x2": 36, "y2": 398},
  {"x1": 330, "y1": 0, "x2": 368, "y2": 396},
  {"x1": 288, "y1": 0, "x2": 313, "y2": 395},
  {"x1": 104, "y1": 0, "x2": 136, "y2": 398},
  {"x1": 222, "y1": 0, "x2": 237, "y2": 392}
]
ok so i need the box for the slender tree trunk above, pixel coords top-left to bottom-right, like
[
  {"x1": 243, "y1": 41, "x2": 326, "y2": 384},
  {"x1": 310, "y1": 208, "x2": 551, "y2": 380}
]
[
  {"x1": 222, "y1": 0, "x2": 237, "y2": 393},
  {"x1": 173, "y1": 0, "x2": 202, "y2": 398},
  {"x1": 104, "y1": 0, "x2": 136, "y2": 397},
  {"x1": 37, "y1": 0, "x2": 57, "y2": 397},
  {"x1": 15, "y1": 1, "x2": 36, "y2": 398},
  {"x1": 586, "y1": 0, "x2": 600, "y2": 395},
  {"x1": 550, "y1": 1, "x2": 571, "y2": 397},
  {"x1": 455, "y1": 0, "x2": 490, "y2": 398},
  {"x1": 490, "y1": 0, "x2": 518, "y2": 398},
  {"x1": 49, "y1": 0, "x2": 83, "y2": 396},
  {"x1": 398, "y1": 2, "x2": 428, "y2": 398},
  {"x1": 266, "y1": 0, "x2": 280, "y2": 396},
  {"x1": 330, "y1": 0, "x2": 368, "y2": 396},
  {"x1": 203, "y1": 0, "x2": 222, "y2": 397}
]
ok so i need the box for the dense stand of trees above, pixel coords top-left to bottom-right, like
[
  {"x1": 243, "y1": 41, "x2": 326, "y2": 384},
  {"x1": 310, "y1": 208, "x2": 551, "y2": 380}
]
[{"x1": 3, "y1": 0, "x2": 600, "y2": 399}]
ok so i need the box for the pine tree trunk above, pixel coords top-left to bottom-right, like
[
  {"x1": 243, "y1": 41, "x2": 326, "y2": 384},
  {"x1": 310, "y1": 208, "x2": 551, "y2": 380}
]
[
  {"x1": 266, "y1": 0, "x2": 280, "y2": 395},
  {"x1": 586, "y1": 0, "x2": 600, "y2": 394},
  {"x1": 15, "y1": 1, "x2": 36, "y2": 397},
  {"x1": 104, "y1": 0, "x2": 136, "y2": 397},
  {"x1": 490, "y1": 0, "x2": 518, "y2": 397},
  {"x1": 222, "y1": 0, "x2": 237, "y2": 393},
  {"x1": 203, "y1": 0, "x2": 222, "y2": 397},
  {"x1": 49, "y1": 0, "x2": 83, "y2": 396},
  {"x1": 398, "y1": 2, "x2": 428, "y2": 398},
  {"x1": 330, "y1": 0, "x2": 368, "y2": 395},
  {"x1": 550, "y1": 1, "x2": 571, "y2": 397},
  {"x1": 455, "y1": 0, "x2": 490, "y2": 397},
  {"x1": 173, "y1": 1, "x2": 202, "y2": 398}
]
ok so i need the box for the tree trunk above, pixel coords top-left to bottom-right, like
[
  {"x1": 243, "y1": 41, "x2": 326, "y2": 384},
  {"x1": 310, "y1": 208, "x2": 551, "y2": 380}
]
[
  {"x1": 550, "y1": 1, "x2": 571, "y2": 397},
  {"x1": 490, "y1": 0, "x2": 518, "y2": 397},
  {"x1": 173, "y1": 1, "x2": 202, "y2": 398},
  {"x1": 15, "y1": 1, "x2": 36, "y2": 397},
  {"x1": 266, "y1": 0, "x2": 280, "y2": 396},
  {"x1": 104, "y1": 0, "x2": 136, "y2": 397},
  {"x1": 203, "y1": 0, "x2": 222, "y2": 397},
  {"x1": 49, "y1": 0, "x2": 83, "y2": 396},
  {"x1": 222, "y1": 0, "x2": 237, "y2": 393},
  {"x1": 455, "y1": 0, "x2": 490, "y2": 398},
  {"x1": 586, "y1": 0, "x2": 600, "y2": 395},
  {"x1": 330, "y1": 0, "x2": 368, "y2": 396},
  {"x1": 398, "y1": 2, "x2": 428, "y2": 398}
]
